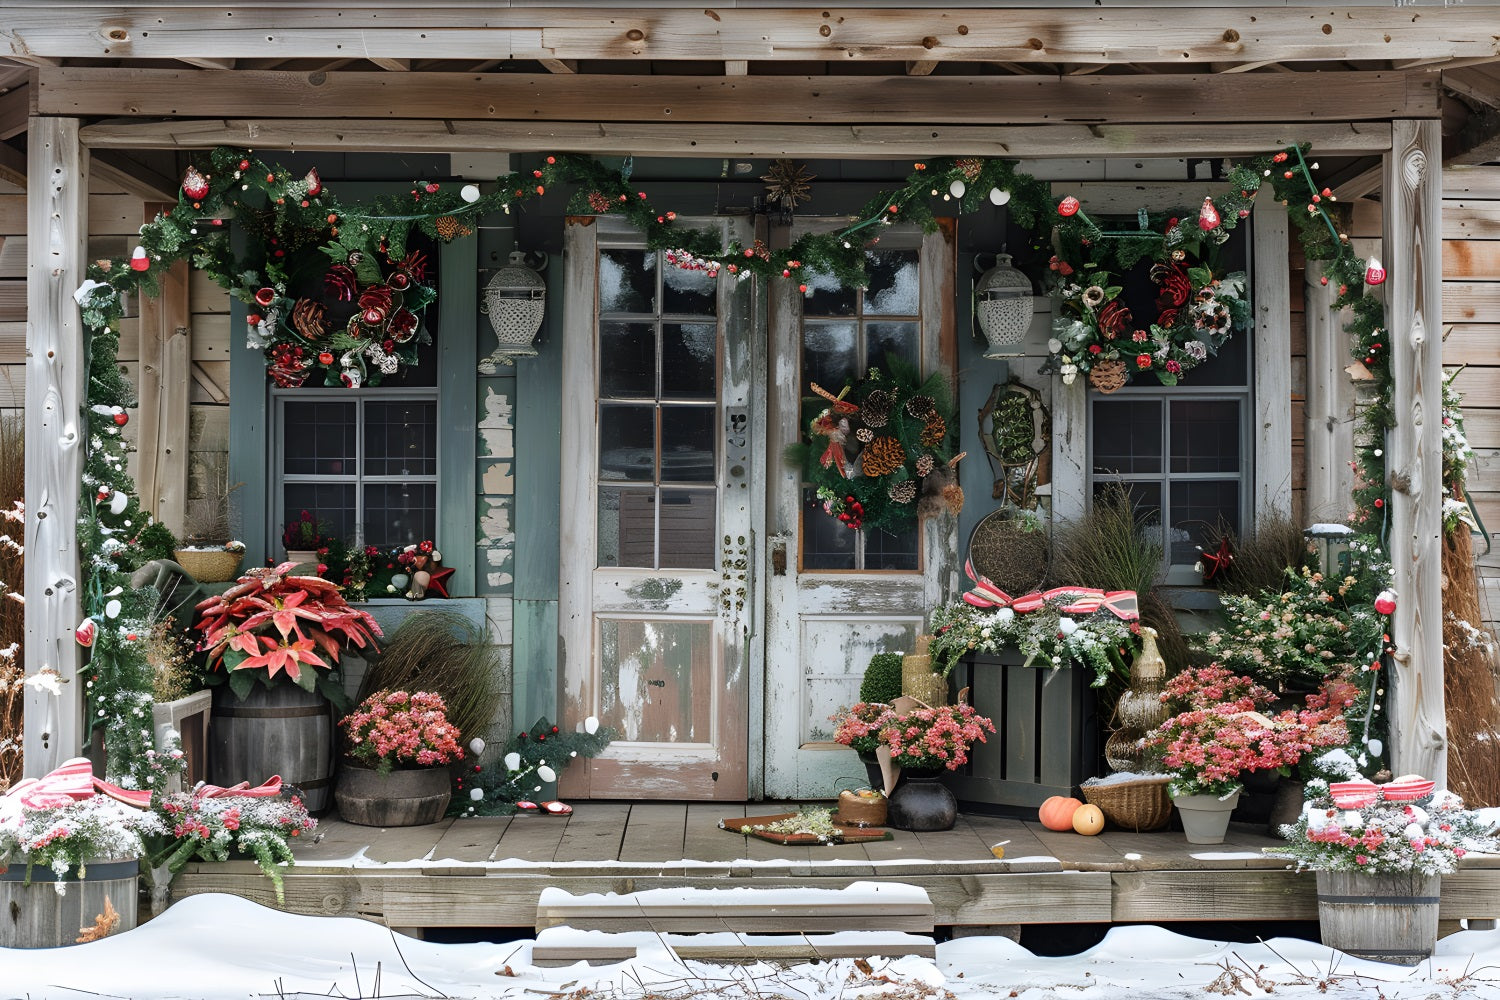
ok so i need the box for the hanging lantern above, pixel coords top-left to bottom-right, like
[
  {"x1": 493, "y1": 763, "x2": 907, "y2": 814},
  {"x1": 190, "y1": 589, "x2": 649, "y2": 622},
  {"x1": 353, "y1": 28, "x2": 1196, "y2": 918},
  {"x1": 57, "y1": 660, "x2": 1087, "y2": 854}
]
[
  {"x1": 974, "y1": 253, "x2": 1036, "y2": 358},
  {"x1": 1305, "y1": 522, "x2": 1355, "y2": 577},
  {"x1": 477, "y1": 251, "x2": 547, "y2": 372}
]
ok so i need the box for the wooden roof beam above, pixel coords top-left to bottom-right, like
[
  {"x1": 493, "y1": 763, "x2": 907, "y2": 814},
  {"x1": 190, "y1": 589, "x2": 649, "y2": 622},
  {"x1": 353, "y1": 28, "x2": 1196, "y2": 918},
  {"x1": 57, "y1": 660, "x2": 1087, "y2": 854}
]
[
  {"x1": 76, "y1": 117, "x2": 1395, "y2": 159},
  {"x1": 538, "y1": 59, "x2": 577, "y2": 74},
  {"x1": 176, "y1": 56, "x2": 236, "y2": 71},
  {"x1": 906, "y1": 61, "x2": 938, "y2": 77},
  {"x1": 0, "y1": 139, "x2": 24, "y2": 189},
  {"x1": 1442, "y1": 68, "x2": 1500, "y2": 111},
  {"x1": 4, "y1": 7, "x2": 1498, "y2": 67},
  {"x1": 369, "y1": 57, "x2": 411, "y2": 72},
  {"x1": 0, "y1": 83, "x2": 31, "y2": 142},
  {"x1": 725, "y1": 61, "x2": 748, "y2": 76},
  {"x1": 35, "y1": 67, "x2": 1440, "y2": 126},
  {"x1": 89, "y1": 149, "x2": 179, "y2": 202}
]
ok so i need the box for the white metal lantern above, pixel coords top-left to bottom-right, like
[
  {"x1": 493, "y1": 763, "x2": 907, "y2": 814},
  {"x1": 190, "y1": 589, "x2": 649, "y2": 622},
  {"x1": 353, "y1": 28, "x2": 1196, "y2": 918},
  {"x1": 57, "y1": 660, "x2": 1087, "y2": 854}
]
[
  {"x1": 974, "y1": 253, "x2": 1035, "y2": 358},
  {"x1": 1305, "y1": 522, "x2": 1356, "y2": 577},
  {"x1": 478, "y1": 251, "x2": 546, "y2": 371}
]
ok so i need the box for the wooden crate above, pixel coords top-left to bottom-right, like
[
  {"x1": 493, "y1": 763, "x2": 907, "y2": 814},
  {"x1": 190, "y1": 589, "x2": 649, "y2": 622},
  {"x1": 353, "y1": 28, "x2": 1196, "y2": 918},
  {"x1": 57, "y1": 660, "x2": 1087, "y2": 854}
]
[{"x1": 945, "y1": 651, "x2": 1100, "y2": 813}]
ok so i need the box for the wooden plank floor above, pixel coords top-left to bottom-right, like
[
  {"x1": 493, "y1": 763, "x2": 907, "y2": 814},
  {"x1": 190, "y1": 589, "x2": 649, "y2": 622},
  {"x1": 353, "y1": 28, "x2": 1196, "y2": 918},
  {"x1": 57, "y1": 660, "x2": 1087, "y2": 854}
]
[{"x1": 172, "y1": 802, "x2": 1500, "y2": 932}]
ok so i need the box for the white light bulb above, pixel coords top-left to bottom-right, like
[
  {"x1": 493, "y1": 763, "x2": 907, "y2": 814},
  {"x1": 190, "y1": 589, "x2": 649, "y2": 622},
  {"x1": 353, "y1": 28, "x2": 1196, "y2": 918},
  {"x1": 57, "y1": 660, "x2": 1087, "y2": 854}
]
[
  {"x1": 989, "y1": 187, "x2": 1010, "y2": 206},
  {"x1": 949, "y1": 179, "x2": 966, "y2": 198}
]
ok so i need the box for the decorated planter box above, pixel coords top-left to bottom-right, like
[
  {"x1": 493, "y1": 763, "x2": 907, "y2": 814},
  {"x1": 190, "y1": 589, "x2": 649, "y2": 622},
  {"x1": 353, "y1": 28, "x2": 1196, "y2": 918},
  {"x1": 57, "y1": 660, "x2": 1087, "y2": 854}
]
[
  {"x1": 152, "y1": 689, "x2": 212, "y2": 794},
  {"x1": 0, "y1": 857, "x2": 140, "y2": 948},
  {"x1": 944, "y1": 650, "x2": 1099, "y2": 813}
]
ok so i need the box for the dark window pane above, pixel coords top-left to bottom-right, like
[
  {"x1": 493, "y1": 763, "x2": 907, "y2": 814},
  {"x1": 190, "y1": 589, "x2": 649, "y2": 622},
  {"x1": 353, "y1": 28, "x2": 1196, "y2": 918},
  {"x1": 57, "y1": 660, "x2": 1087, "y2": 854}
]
[
  {"x1": 282, "y1": 483, "x2": 356, "y2": 548},
  {"x1": 363, "y1": 482, "x2": 436, "y2": 549},
  {"x1": 1094, "y1": 480, "x2": 1164, "y2": 558},
  {"x1": 661, "y1": 322, "x2": 716, "y2": 400},
  {"x1": 599, "y1": 404, "x2": 655, "y2": 482},
  {"x1": 1092, "y1": 400, "x2": 1163, "y2": 474},
  {"x1": 1170, "y1": 399, "x2": 1241, "y2": 473},
  {"x1": 598, "y1": 486, "x2": 656, "y2": 567},
  {"x1": 284, "y1": 401, "x2": 356, "y2": 476},
  {"x1": 1170, "y1": 480, "x2": 1241, "y2": 565},
  {"x1": 659, "y1": 489, "x2": 716, "y2": 569},
  {"x1": 801, "y1": 489, "x2": 856, "y2": 570},
  {"x1": 661, "y1": 264, "x2": 716, "y2": 316},
  {"x1": 866, "y1": 322, "x2": 920, "y2": 374},
  {"x1": 802, "y1": 321, "x2": 857, "y2": 390},
  {"x1": 864, "y1": 524, "x2": 919, "y2": 571},
  {"x1": 599, "y1": 321, "x2": 656, "y2": 398},
  {"x1": 801, "y1": 269, "x2": 857, "y2": 317},
  {"x1": 864, "y1": 250, "x2": 920, "y2": 316},
  {"x1": 364, "y1": 400, "x2": 436, "y2": 476},
  {"x1": 1179, "y1": 326, "x2": 1250, "y2": 387},
  {"x1": 660, "y1": 406, "x2": 716, "y2": 483},
  {"x1": 599, "y1": 250, "x2": 656, "y2": 314}
]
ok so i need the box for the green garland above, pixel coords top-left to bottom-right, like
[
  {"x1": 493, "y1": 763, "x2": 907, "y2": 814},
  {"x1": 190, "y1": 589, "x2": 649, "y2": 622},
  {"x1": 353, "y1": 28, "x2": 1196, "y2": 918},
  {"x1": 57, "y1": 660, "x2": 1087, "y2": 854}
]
[{"x1": 786, "y1": 362, "x2": 961, "y2": 534}]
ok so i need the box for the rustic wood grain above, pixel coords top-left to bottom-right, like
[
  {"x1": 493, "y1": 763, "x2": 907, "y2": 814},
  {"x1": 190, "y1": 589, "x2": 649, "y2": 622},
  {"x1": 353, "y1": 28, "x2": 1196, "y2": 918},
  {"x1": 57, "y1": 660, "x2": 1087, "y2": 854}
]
[
  {"x1": 1384, "y1": 119, "x2": 1449, "y2": 784},
  {"x1": 1253, "y1": 196, "x2": 1293, "y2": 519},
  {"x1": 34, "y1": 67, "x2": 1437, "y2": 124},
  {"x1": 429, "y1": 817, "x2": 510, "y2": 864},
  {"x1": 1442, "y1": 203, "x2": 1500, "y2": 240},
  {"x1": 1442, "y1": 238, "x2": 1500, "y2": 279},
  {"x1": 76, "y1": 118, "x2": 1396, "y2": 158}
]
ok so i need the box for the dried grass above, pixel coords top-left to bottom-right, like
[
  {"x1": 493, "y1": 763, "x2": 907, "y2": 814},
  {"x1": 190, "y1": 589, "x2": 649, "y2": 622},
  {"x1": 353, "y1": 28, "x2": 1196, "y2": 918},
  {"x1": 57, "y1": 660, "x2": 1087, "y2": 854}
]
[
  {"x1": 1441, "y1": 523, "x2": 1500, "y2": 808},
  {"x1": 0, "y1": 415, "x2": 22, "y2": 789},
  {"x1": 355, "y1": 609, "x2": 504, "y2": 745},
  {"x1": 1211, "y1": 508, "x2": 1309, "y2": 597}
]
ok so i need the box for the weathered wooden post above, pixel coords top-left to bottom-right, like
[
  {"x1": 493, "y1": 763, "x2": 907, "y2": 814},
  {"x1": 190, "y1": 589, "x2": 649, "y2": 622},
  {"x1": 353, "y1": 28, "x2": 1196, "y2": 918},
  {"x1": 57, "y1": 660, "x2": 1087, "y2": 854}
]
[
  {"x1": 22, "y1": 117, "x2": 88, "y2": 777},
  {"x1": 1303, "y1": 260, "x2": 1357, "y2": 522},
  {"x1": 1252, "y1": 195, "x2": 1292, "y2": 518},
  {"x1": 1383, "y1": 119, "x2": 1446, "y2": 784}
]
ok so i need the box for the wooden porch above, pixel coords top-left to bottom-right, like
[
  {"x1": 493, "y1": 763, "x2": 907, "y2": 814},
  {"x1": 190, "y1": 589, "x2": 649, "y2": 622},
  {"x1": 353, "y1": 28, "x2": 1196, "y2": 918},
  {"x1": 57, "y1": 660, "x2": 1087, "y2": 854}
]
[{"x1": 170, "y1": 803, "x2": 1500, "y2": 933}]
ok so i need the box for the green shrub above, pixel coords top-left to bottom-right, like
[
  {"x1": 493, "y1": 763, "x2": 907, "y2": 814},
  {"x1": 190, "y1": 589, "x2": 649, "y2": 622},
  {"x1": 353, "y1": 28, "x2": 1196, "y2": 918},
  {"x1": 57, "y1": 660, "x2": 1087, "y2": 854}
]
[{"x1": 859, "y1": 652, "x2": 904, "y2": 705}]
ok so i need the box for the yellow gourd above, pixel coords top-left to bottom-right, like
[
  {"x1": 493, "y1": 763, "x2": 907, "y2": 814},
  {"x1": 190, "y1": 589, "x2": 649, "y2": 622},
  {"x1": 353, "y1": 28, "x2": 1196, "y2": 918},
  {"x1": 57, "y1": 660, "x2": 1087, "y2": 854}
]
[{"x1": 1072, "y1": 803, "x2": 1106, "y2": 836}]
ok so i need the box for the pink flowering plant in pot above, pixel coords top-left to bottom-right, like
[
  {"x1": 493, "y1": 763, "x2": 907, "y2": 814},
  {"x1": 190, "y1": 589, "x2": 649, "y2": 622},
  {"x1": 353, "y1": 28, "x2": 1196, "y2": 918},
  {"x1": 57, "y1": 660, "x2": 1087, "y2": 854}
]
[
  {"x1": 830, "y1": 702, "x2": 897, "y2": 755},
  {"x1": 339, "y1": 690, "x2": 465, "y2": 774},
  {"x1": 1266, "y1": 778, "x2": 1499, "y2": 875},
  {"x1": 878, "y1": 703, "x2": 995, "y2": 771}
]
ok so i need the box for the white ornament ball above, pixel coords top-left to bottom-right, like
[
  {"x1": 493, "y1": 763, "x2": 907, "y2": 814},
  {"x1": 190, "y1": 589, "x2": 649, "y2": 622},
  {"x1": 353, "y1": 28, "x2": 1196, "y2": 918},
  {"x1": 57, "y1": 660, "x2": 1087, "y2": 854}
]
[
  {"x1": 504, "y1": 751, "x2": 522, "y2": 772},
  {"x1": 108, "y1": 491, "x2": 129, "y2": 515},
  {"x1": 949, "y1": 179, "x2": 966, "y2": 198},
  {"x1": 469, "y1": 737, "x2": 486, "y2": 756},
  {"x1": 1366, "y1": 738, "x2": 1384, "y2": 757},
  {"x1": 584, "y1": 716, "x2": 600, "y2": 735},
  {"x1": 537, "y1": 764, "x2": 557, "y2": 782},
  {"x1": 469, "y1": 787, "x2": 484, "y2": 801},
  {"x1": 390, "y1": 572, "x2": 410, "y2": 590},
  {"x1": 460, "y1": 184, "x2": 481, "y2": 203},
  {"x1": 989, "y1": 187, "x2": 1011, "y2": 206},
  {"x1": 104, "y1": 598, "x2": 122, "y2": 619}
]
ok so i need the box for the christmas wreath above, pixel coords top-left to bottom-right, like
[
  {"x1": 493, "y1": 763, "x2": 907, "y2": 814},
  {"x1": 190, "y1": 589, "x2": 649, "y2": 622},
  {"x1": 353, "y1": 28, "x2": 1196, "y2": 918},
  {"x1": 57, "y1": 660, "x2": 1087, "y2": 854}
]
[{"x1": 788, "y1": 362, "x2": 964, "y2": 534}]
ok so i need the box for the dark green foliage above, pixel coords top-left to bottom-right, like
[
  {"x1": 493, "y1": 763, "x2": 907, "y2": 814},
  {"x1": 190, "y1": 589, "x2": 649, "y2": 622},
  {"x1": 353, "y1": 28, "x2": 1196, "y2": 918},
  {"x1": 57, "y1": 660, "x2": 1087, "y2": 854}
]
[
  {"x1": 453, "y1": 716, "x2": 616, "y2": 816},
  {"x1": 859, "y1": 652, "x2": 905, "y2": 705}
]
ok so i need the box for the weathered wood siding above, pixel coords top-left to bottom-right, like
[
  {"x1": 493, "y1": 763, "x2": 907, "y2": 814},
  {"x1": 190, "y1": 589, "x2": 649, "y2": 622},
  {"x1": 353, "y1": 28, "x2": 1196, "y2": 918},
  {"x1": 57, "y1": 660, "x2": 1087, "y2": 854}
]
[{"x1": 1443, "y1": 166, "x2": 1500, "y2": 631}]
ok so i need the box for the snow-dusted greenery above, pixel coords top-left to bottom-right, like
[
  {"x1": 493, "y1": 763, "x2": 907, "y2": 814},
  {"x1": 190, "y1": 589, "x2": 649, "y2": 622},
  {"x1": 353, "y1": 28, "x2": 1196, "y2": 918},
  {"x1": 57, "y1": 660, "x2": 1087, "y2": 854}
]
[
  {"x1": 0, "y1": 793, "x2": 165, "y2": 894},
  {"x1": 928, "y1": 598, "x2": 1137, "y2": 688}
]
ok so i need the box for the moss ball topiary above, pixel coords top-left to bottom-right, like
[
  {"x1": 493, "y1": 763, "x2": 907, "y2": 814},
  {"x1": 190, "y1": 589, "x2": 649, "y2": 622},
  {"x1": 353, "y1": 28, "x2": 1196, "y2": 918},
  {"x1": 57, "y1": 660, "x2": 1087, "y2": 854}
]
[{"x1": 859, "y1": 652, "x2": 905, "y2": 705}]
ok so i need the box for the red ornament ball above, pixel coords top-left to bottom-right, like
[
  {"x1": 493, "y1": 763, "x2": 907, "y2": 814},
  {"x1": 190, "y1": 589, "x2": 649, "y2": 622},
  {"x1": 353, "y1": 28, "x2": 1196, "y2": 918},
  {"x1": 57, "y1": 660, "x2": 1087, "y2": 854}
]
[
  {"x1": 1057, "y1": 196, "x2": 1081, "y2": 217},
  {"x1": 112, "y1": 412, "x2": 129, "y2": 427}
]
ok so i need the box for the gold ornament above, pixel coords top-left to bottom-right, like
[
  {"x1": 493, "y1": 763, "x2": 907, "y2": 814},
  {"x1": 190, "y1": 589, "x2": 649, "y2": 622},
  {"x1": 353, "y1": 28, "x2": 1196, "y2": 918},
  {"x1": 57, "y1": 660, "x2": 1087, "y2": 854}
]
[{"x1": 762, "y1": 159, "x2": 816, "y2": 211}]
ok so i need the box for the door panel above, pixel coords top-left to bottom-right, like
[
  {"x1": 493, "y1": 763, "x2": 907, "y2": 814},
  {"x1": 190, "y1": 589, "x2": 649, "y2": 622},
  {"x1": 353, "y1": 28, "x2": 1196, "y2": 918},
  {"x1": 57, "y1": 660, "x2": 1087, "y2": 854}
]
[
  {"x1": 560, "y1": 216, "x2": 754, "y2": 800},
  {"x1": 764, "y1": 221, "x2": 959, "y2": 799}
]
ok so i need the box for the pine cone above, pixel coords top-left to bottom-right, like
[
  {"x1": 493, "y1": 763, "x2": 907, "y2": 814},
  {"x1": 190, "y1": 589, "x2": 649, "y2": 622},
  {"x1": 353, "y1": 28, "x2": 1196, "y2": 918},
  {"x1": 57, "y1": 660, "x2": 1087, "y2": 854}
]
[
  {"x1": 905, "y1": 394, "x2": 936, "y2": 419},
  {"x1": 889, "y1": 480, "x2": 917, "y2": 504},
  {"x1": 855, "y1": 427, "x2": 875, "y2": 444},
  {"x1": 436, "y1": 215, "x2": 470, "y2": 241},
  {"x1": 955, "y1": 157, "x2": 984, "y2": 181},
  {"x1": 915, "y1": 454, "x2": 936, "y2": 477},
  {"x1": 862, "y1": 436, "x2": 906, "y2": 477},
  {"x1": 291, "y1": 298, "x2": 327, "y2": 341},
  {"x1": 920, "y1": 414, "x2": 946, "y2": 448},
  {"x1": 862, "y1": 390, "x2": 893, "y2": 428}
]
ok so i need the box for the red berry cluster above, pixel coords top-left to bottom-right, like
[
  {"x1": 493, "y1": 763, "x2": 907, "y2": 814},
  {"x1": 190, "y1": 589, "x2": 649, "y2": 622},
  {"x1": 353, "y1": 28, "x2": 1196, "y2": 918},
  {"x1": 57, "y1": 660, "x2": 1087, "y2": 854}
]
[{"x1": 837, "y1": 495, "x2": 864, "y2": 530}]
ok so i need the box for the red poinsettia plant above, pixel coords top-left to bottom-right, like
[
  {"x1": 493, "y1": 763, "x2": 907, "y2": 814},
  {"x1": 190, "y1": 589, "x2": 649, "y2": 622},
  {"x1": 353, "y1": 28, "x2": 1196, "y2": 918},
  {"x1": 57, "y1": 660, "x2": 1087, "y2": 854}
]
[
  {"x1": 193, "y1": 561, "x2": 381, "y2": 706},
  {"x1": 339, "y1": 690, "x2": 464, "y2": 774},
  {"x1": 878, "y1": 703, "x2": 995, "y2": 771}
]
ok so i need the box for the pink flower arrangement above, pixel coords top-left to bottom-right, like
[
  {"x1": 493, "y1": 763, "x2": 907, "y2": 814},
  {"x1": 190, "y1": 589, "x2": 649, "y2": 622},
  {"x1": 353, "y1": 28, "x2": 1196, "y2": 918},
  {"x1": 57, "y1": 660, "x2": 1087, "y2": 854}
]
[
  {"x1": 878, "y1": 703, "x2": 995, "y2": 771},
  {"x1": 1161, "y1": 663, "x2": 1275, "y2": 714},
  {"x1": 340, "y1": 690, "x2": 465, "y2": 773},
  {"x1": 830, "y1": 702, "x2": 896, "y2": 755}
]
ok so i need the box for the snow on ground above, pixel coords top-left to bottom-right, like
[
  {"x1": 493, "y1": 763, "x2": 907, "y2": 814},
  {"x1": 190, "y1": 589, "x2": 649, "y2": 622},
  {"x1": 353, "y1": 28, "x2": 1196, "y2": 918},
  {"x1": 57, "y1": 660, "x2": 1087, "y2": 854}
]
[{"x1": 3, "y1": 893, "x2": 1500, "y2": 1000}]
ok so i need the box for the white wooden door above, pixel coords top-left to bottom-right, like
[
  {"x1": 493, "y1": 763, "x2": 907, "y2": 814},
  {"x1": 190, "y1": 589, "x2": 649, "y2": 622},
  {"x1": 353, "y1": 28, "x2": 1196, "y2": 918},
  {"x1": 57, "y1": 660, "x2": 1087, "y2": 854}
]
[
  {"x1": 559, "y1": 216, "x2": 756, "y2": 800},
  {"x1": 763, "y1": 222, "x2": 960, "y2": 799}
]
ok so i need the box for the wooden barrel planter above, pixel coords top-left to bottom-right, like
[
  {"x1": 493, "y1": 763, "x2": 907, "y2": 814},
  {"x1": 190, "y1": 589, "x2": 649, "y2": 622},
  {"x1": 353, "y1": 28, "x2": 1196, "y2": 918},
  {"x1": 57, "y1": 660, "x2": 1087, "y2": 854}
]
[
  {"x1": 209, "y1": 682, "x2": 333, "y2": 812},
  {"x1": 1, "y1": 857, "x2": 139, "y2": 948},
  {"x1": 1315, "y1": 870, "x2": 1441, "y2": 965},
  {"x1": 335, "y1": 765, "x2": 451, "y2": 827}
]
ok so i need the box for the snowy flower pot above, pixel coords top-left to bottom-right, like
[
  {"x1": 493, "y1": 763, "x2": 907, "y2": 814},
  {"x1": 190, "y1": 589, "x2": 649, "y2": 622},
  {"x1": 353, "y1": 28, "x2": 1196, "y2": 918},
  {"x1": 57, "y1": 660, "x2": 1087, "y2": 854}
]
[{"x1": 0, "y1": 856, "x2": 139, "y2": 948}]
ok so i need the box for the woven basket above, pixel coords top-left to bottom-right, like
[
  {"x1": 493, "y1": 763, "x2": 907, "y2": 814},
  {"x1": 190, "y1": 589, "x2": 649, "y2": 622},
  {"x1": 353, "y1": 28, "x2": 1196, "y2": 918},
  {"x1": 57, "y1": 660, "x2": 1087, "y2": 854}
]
[
  {"x1": 173, "y1": 549, "x2": 244, "y2": 583},
  {"x1": 1080, "y1": 775, "x2": 1174, "y2": 832},
  {"x1": 1088, "y1": 358, "x2": 1128, "y2": 394},
  {"x1": 901, "y1": 652, "x2": 949, "y2": 707}
]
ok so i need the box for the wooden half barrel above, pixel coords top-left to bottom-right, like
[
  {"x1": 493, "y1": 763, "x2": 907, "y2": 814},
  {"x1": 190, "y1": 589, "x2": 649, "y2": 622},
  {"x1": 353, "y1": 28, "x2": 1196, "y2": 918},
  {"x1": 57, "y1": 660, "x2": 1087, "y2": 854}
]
[
  {"x1": 1316, "y1": 870, "x2": 1442, "y2": 965},
  {"x1": 209, "y1": 682, "x2": 333, "y2": 812},
  {"x1": 334, "y1": 765, "x2": 452, "y2": 827},
  {"x1": 0, "y1": 857, "x2": 140, "y2": 948}
]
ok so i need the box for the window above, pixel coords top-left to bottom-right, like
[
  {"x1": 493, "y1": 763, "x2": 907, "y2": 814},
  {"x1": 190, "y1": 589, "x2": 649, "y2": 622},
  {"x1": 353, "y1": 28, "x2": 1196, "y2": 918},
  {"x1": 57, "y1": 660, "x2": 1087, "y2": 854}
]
[
  {"x1": 1090, "y1": 327, "x2": 1252, "y2": 584},
  {"x1": 594, "y1": 248, "x2": 719, "y2": 570},
  {"x1": 800, "y1": 248, "x2": 923, "y2": 571},
  {"x1": 274, "y1": 391, "x2": 439, "y2": 549}
]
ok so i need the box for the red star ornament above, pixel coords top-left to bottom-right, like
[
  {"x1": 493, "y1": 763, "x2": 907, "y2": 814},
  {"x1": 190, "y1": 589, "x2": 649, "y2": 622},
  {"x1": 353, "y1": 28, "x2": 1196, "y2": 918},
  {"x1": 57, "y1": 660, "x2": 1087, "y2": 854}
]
[
  {"x1": 1199, "y1": 537, "x2": 1234, "y2": 582},
  {"x1": 424, "y1": 564, "x2": 456, "y2": 599}
]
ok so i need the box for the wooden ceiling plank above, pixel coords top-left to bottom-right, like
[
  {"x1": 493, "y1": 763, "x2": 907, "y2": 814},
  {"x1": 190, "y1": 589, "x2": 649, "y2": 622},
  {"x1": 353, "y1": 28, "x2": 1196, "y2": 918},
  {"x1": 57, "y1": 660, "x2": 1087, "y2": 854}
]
[
  {"x1": 538, "y1": 59, "x2": 578, "y2": 74},
  {"x1": 1443, "y1": 68, "x2": 1500, "y2": 111},
  {"x1": 0, "y1": 140, "x2": 24, "y2": 190},
  {"x1": 369, "y1": 57, "x2": 412, "y2": 72},
  {"x1": 4, "y1": 7, "x2": 1498, "y2": 66},
  {"x1": 0, "y1": 85, "x2": 32, "y2": 142},
  {"x1": 906, "y1": 61, "x2": 938, "y2": 77},
  {"x1": 76, "y1": 117, "x2": 1395, "y2": 159},
  {"x1": 724, "y1": 61, "x2": 748, "y2": 77},
  {"x1": 36, "y1": 67, "x2": 1440, "y2": 125},
  {"x1": 89, "y1": 151, "x2": 178, "y2": 202},
  {"x1": 177, "y1": 56, "x2": 236, "y2": 71}
]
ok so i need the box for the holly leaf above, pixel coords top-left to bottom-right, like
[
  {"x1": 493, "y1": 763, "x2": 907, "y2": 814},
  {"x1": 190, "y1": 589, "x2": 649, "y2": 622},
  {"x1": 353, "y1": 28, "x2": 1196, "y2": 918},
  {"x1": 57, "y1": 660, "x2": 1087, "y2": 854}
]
[{"x1": 1156, "y1": 370, "x2": 1179, "y2": 387}]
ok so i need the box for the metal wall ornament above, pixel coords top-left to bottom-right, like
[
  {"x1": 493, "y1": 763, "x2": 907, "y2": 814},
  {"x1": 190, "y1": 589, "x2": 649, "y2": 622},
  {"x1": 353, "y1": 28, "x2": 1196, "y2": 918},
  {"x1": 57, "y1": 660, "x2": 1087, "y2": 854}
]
[
  {"x1": 974, "y1": 253, "x2": 1036, "y2": 358},
  {"x1": 478, "y1": 251, "x2": 547, "y2": 372},
  {"x1": 978, "y1": 379, "x2": 1050, "y2": 510}
]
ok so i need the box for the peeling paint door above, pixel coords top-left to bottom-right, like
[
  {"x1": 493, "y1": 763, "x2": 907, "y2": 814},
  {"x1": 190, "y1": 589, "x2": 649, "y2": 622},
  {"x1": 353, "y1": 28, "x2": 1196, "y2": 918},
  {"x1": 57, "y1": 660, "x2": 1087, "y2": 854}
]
[
  {"x1": 559, "y1": 216, "x2": 756, "y2": 800},
  {"x1": 763, "y1": 222, "x2": 958, "y2": 799}
]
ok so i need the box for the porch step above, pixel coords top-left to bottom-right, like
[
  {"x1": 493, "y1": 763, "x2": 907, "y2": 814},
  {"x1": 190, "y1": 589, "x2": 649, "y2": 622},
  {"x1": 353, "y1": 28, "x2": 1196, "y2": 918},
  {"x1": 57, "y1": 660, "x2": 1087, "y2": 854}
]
[{"x1": 531, "y1": 881, "x2": 935, "y2": 965}]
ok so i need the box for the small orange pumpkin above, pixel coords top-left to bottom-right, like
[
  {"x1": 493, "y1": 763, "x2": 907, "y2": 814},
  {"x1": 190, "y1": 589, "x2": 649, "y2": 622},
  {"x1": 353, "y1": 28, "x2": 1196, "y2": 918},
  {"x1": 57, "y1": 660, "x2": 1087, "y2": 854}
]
[
  {"x1": 1072, "y1": 803, "x2": 1106, "y2": 836},
  {"x1": 1039, "y1": 795, "x2": 1083, "y2": 831}
]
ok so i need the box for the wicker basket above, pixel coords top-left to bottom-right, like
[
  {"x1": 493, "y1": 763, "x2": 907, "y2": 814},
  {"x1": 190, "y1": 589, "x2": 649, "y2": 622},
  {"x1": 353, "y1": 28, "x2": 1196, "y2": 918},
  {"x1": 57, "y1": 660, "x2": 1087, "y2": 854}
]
[
  {"x1": 1080, "y1": 775, "x2": 1174, "y2": 832},
  {"x1": 173, "y1": 549, "x2": 244, "y2": 583},
  {"x1": 901, "y1": 651, "x2": 949, "y2": 707}
]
